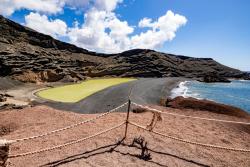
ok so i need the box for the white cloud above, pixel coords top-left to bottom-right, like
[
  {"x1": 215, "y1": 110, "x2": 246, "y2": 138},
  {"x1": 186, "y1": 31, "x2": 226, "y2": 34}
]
[
  {"x1": 65, "y1": 0, "x2": 91, "y2": 8},
  {"x1": 4, "y1": 0, "x2": 187, "y2": 53},
  {"x1": 94, "y1": 0, "x2": 123, "y2": 12},
  {"x1": 139, "y1": 11, "x2": 187, "y2": 32},
  {"x1": 138, "y1": 18, "x2": 153, "y2": 27},
  {"x1": 68, "y1": 9, "x2": 187, "y2": 53},
  {"x1": 25, "y1": 12, "x2": 67, "y2": 38},
  {"x1": 0, "y1": 0, "x2": 65, "y2": 16},
  {"x1": 0, "y1": 0, "x2": 123, "y2": 16},
  {"x1": 68, "y1": 9, "x2": 133, "y2": 53},
  {"x1": 132, "y1": 10, "x2": 187, "y2": 49}
]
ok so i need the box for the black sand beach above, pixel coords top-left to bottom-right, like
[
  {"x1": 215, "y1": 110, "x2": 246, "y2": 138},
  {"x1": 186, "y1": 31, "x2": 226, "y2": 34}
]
[{"x1": 41, "y1": 77, "x2": 185, "y2": 113}]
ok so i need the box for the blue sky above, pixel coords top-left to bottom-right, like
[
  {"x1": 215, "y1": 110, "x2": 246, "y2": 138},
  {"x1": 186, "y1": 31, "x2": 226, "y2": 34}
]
[{"x1": 2, "y1": 0, "x2": 250, "y2": 71}]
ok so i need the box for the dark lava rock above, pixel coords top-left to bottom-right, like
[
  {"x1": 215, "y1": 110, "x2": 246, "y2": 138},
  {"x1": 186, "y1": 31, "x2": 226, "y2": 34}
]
[
  {"x1": 166, "y1": 96, "x2": 249, "y2": 118},
  {"x1": 0, "y1": 103, "x2": 28, "y2": 110},
  {"x1": 0, "y1": 95, "x2": 6, "y2": 102},
  {"x1": 198, "y1": 73, "x2": 231, "y2": 83},
  {"x1": 0, "y1": 15, "x2": 249, "y2": 83},
  {"x1": 0, "y1": 93, "x2": 13, "y2": 102},
  {"x1": 60, "y1": 75, "x2": 78, "y2": 83}
]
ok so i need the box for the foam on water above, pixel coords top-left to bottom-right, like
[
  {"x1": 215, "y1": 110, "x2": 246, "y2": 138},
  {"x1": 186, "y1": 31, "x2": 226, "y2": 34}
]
[
  {"x1": 171, "y1": 80, "x2": 250, "y2": 112},
  {"x1": 170, "y1": 81, "x2": 189, "y2": 98}
]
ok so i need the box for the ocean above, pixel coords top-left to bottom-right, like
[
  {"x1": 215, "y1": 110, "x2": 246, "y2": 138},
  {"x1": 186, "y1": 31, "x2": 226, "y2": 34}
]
[{"x1": 171, "y1": 80, "x2": 250, "y2": 113}]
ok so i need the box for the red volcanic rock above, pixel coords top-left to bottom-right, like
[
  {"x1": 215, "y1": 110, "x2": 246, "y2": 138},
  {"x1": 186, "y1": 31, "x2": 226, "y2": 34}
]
[{"x1": 167, "y1": 96, "x2": 249, "y2": 118}]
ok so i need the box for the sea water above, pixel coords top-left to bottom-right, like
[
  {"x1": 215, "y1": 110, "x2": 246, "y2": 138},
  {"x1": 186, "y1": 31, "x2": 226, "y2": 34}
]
[{"x1": 171, "y1": 80, "x2": 250, "y2": 113}]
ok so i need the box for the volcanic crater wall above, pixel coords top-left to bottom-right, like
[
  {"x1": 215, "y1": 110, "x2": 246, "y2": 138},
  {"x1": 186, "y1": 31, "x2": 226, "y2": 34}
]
[{"x1": 0, "y1": 15, "x2": 249, "y2": 82}]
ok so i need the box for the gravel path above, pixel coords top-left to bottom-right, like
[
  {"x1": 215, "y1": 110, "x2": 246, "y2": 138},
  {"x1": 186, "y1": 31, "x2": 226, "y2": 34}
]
[{"x1": 42, "y1": 78, "x2": 184, "y2": 114}]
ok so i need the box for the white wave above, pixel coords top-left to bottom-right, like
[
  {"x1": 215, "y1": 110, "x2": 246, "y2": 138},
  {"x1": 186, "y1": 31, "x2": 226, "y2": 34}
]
[
  {"x1": 237, "y1": 80, "x2": 250, "y2": 84},
  {"x1": 170, "y1": 81, "x2": 189, "y2": 98},
  {"x1": 232, "y1": 79, "x2": 250, "y2": 83}
]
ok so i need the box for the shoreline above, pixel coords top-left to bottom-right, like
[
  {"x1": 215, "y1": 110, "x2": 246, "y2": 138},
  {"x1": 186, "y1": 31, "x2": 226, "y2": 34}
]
[
  {"x1": 169, "y1": 80, "x2": 190, "y2": 99},
  {"x1": 1, "y1": 77, "x2": 249, "y2": 114},
  {"x1": 170, "y1": 80, "x2": 250, "y2": 113}
]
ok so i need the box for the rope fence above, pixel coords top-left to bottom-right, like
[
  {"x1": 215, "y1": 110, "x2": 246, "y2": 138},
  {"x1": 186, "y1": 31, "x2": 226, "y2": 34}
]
[
  {"x1": 132, "y1": 102, "x2": 250, "y2": 125},
  {"x1": 128, "y1": 121, "x2": 250, "y2": 152},
  {"x1": 1, "y1": 100, "x2": 250, "y2": 161},
  {"x1": 11, "y1": 102, "x2": 128, "y2": 143},
  {"x1": 8, "y1": 122, "x2": 126, "y2": 158}
]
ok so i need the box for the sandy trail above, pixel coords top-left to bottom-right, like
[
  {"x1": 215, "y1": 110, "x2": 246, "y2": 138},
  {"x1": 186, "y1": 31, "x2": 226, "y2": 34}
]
[{"x1": 0, "y1": 105, "x2": 249, "y2": 167}]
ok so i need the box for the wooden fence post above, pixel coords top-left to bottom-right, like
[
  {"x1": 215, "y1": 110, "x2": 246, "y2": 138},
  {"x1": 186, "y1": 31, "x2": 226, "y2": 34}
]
[
  {"x1": 0, "y1": 141, "x2": 10, "y2": 167},
  {"x1": 124, "y1": 99, "x2": 131, "y2": 139}
]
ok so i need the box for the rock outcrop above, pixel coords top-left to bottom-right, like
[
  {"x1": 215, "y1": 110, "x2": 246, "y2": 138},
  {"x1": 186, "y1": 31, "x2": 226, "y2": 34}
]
[
  {"x1": 164, "y1": 96, "x2": 249, "y2": 118},
  {"x1": 12, "y1": 70, "x2": 65, "y2": 83},
  {"x1": 0, "y1": 15, "x2": 249, "y2": 83},
  {"x1": 198, "y1": 72, "x2": 231, "y2": 83}
]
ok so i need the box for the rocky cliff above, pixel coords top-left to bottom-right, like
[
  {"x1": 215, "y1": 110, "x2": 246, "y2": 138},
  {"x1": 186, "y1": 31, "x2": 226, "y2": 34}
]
[{"x1": 0, "y1": 15, "x2": 249, "y2": 83}]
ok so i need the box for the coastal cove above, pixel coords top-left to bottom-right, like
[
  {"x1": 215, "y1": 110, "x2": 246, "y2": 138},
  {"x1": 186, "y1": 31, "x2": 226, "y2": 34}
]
[
  {"x1": 171, "y1": 80, "x2": 250, "y2": 113},
  {"x1": 1, "y1": 6, "x2": 250, "y2": 167}
]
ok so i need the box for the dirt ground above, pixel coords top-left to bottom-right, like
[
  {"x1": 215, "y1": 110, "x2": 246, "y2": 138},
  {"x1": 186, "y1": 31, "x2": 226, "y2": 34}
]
[{"x1": 0, "y1": 105, "x2": 249, "y2": 167}]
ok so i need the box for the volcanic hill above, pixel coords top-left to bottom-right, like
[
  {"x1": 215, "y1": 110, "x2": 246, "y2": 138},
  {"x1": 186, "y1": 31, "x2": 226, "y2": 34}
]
[{"x1": 0, "y1": 15, "x2": 249, "y2": 83}]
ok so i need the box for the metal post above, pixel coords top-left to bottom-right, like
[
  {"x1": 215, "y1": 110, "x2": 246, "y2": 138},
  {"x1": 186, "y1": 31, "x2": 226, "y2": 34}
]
[{"x1": 124, "y1": 99, "x2": 131, "y2": 139}]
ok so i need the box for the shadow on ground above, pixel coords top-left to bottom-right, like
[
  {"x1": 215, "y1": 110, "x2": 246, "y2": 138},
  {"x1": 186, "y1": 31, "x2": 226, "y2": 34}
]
[{"x1": 40, "y1": 137, "x2": 209, "y2": 167}]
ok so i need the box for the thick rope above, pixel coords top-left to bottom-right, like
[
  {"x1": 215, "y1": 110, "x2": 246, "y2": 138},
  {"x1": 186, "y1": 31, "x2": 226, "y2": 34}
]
[
  {"x1": 9, "y1": 102, "x2": 127, "y2": 143},
  {"x1": 9, "y1": 122, "x2": 126, "y2": 158},
  {"x1": 128, "y1": 121, "x2": 250, "y2": 152},
  {"x1": 132, "y1": 102, "x2": 250, "y2": 125}
]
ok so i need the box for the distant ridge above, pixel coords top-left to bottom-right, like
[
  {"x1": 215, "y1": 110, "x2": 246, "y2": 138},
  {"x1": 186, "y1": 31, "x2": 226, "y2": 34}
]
[{"x1": 0, "y1": 15, "x2": 249, "y2": 82}]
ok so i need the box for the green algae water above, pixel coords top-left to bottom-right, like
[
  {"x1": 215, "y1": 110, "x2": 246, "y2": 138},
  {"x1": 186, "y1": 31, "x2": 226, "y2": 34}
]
[{"x1": 37, "y1": 78, "x2": 136, "y2": 103}]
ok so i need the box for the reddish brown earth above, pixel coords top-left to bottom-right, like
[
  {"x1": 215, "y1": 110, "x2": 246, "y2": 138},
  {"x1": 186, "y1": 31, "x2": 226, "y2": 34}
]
[
  {"x1": 0, "y1": 105, "x2": 249, "y2": 167},
  {"x1": 165, "y1": 96, "x2": 250, "y2": 118}
]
